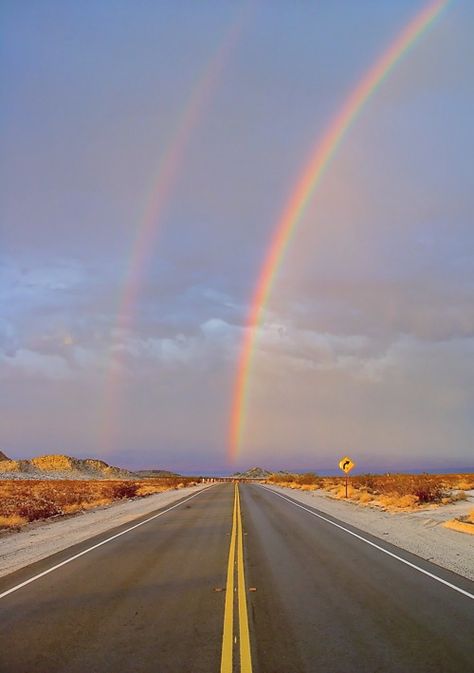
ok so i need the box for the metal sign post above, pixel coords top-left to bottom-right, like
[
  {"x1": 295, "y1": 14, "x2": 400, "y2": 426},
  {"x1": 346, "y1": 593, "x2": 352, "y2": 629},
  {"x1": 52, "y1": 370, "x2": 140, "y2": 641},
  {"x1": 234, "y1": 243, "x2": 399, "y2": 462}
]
[{"x1": 338, "y1": 456, "x2": 355, "y2": 497}]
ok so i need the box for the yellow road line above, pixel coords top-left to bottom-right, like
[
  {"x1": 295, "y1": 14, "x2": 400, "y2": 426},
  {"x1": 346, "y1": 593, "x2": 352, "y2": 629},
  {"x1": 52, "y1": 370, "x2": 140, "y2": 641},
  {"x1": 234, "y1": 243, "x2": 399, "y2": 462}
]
[
  {"x1": 237, "y1": 485, "x2": 253, "y2": 673},
  {"x1": 220, "y1": 484, "x2": 237, "y2": 673},
  {"x1": 220, "y1": 483, "x2": 253, "y2": 673}
]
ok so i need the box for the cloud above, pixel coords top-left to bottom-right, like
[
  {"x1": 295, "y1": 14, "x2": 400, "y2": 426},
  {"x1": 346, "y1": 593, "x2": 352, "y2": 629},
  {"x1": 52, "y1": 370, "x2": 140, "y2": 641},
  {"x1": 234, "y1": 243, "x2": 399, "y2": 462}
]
[
  {"x1": 0, "y1": 257, "x2": 86, "y2": 297},
  {"x1": 241, "y1": 331, "x2": 474, "y2": 469},
  {"x1": 0, "y1": 349, "x2": 71, "y2": 381},
  {"x1": 107, "y1": 317, "x2": 240, "y2": 372},
  {"x1": 247, "y1": 316, "x2": 387, "y2": 379}
]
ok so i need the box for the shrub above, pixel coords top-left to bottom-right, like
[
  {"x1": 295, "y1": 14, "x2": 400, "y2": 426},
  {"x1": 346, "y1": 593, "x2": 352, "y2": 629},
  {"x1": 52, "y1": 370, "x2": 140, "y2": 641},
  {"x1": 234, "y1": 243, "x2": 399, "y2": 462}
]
[
  {"x1": 18, "y1": 497, "x2": 63, "y2": 521},
  {"x1": 267, "y1": 473, "x2": 296, "y2": 484},
  {"x1": 451, "y1": 491, "x2": 468, "y2": 502},
  {"x1": 111, "y1": 482, "x2": 139, "y2": 499},
  {"x1": 0, "y1": 477, "x2": 185, "y2": 528},
  {"x1": 412, "y1": 478, "x2": 444, "y2": 503},
  {"x1": 295, "y1": 472, "x2": 320, "y2": 486},
  {"x1": 352, "y1": 474, "x2": 377, "y2": 492}
]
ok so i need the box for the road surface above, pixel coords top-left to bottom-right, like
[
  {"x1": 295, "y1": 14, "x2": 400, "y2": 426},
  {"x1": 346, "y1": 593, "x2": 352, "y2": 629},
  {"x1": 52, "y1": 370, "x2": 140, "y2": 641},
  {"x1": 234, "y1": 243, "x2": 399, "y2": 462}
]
[{"x1": 0, "y1": 483, "x2": 472, "y2": 672}]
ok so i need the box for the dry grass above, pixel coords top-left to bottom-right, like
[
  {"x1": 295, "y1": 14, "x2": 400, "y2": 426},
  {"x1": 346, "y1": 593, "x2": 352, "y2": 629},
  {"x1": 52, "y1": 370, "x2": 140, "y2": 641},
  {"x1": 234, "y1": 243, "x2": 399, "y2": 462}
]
[
  {"x1": 456, "y1": 480, "x2": 474, "y2": 490},
  {"x1": 61, "y1": 498, "x2": 112, "y2": 514},
  {"x1": 0, "y1": 514, "x2": 29, "y2": 529},
  {"x1": 135, "y1": 483, "x2": 167, "y2": 497},
  {"x1": 266, "y1": 472, "x2": 473, "y2": 511},
  {"x1": 444, "y1": 508, "x2": 474, "y2": 535},
  {"x1": 0, "y1": 476, "x2": 197, "y2": 530},
  {"x1": 267, "y1": 472, "x2": 322, "y2": 489}
]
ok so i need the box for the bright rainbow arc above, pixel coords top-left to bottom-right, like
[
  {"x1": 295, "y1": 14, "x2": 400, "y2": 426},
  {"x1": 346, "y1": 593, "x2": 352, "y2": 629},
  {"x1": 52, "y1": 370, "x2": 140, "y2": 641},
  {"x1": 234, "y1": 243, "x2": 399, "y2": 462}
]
[
  {"x1": 229, "y1": 0, "x2": 451, "y2": 462},
  {"x1": 100, "y1": 6, "x2": 251, "y2": 452}
]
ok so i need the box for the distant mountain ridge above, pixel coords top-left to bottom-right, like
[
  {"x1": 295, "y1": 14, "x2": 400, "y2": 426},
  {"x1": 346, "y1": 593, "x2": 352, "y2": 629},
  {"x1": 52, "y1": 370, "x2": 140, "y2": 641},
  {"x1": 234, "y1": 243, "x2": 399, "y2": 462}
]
[
  {"x1": 0, "y1": 453, "x2": 138, "y2": 480},
  {"x1": 135, "y1": 469, "x2": 179, "y2": 478}
]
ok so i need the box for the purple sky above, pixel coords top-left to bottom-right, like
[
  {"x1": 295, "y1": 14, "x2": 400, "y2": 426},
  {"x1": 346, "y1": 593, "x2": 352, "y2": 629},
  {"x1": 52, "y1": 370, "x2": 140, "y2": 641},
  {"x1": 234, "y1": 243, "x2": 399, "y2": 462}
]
[{"x1": 1, "y1": 1, "x2": 473, "y2": 474}]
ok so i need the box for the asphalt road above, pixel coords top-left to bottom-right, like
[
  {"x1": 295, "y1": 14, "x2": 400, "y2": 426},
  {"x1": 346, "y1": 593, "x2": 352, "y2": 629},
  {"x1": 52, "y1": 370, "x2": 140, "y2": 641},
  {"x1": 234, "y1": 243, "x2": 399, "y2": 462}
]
[
  {"x1": 0, "y1": 483, "x2": 473, "y2": 673},
  {"x1": 241, "y1": 485, "x2": 474, "y2": 673}
]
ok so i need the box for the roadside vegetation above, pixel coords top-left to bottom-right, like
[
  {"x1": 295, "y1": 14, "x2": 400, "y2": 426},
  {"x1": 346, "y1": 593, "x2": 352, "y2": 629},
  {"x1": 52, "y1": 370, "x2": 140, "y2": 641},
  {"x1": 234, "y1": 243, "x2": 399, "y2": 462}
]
[
  {"x1": 0, "y1": 477, "x2": 197, "y2": 530},
  {"x1": 266, "y1": 472, "x2": 473, "y2": 511},
  {"x1": 444, "y1": 508, "x2": 474, "y2": 535}
]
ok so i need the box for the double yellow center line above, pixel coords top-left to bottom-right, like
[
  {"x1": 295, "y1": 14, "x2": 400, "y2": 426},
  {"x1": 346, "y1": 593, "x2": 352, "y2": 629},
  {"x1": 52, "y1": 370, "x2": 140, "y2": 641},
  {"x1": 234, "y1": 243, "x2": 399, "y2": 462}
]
[{"x1": 220, "y1": 483, "x2": 253, "y2": 673}]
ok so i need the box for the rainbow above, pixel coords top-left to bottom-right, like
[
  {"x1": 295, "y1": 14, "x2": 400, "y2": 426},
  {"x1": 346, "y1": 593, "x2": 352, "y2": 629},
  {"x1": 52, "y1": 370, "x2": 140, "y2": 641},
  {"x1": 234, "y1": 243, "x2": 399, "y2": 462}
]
[
  {"x1": 117, "y1": 5, "x2": 252, "y2": 333},
  {"x1": 229, "y1": 0, "x2": 451, "y2": 462},
  {"x1": 100, "y1": 6, "x2": 251, "y2": 452},
  {"x1": 117, "y1": 8, "x2": 250, "y2": 331}
]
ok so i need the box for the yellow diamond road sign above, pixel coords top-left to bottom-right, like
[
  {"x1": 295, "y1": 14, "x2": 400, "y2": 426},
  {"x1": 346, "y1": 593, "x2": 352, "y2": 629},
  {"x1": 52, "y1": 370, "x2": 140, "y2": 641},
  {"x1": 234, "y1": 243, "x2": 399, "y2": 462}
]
[{"x1": 339, "y1": 456, "x2": 355, "y2": 473}]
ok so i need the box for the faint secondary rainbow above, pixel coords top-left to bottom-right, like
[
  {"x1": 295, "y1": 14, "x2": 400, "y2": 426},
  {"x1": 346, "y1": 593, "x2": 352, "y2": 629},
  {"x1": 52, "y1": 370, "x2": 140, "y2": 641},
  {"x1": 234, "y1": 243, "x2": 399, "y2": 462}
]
[
  {"x1": 117, "y1": 7, "x2": 250, "y2": 332},
  {"x1": 229, "y1": 0, "x2": 451, "y2": 462},
  {"x1": 100, "y1": 5, "x2": 251, "y2": 452}
]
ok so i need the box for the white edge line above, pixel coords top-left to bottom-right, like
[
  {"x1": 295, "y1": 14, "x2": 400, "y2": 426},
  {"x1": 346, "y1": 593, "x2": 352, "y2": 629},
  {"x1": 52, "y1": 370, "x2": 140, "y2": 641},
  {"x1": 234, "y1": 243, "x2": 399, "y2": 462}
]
[
  {"x1": 260, "y1": 485, "x2": 474, "y2": 601},
  {"x1": 0, "y1": 485, "x2": 214, "y2": 600}
]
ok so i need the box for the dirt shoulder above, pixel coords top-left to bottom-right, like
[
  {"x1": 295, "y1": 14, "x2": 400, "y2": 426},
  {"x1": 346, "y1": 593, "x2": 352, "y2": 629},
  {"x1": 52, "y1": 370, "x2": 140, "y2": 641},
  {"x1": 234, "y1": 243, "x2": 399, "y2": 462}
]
[
  {"x1": 264, "y1": 484, "x2": 474, "y2": 581},
  {"x1": 0, "y1": 484, "x2": 210, "y2": 579}
]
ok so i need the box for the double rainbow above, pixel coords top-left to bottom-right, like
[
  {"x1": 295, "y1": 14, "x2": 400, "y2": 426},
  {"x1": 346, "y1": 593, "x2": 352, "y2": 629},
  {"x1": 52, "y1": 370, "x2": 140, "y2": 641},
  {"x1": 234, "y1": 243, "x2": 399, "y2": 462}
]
[{"x1": 229, "y1": 0, "x2": 451, "y2": 462}]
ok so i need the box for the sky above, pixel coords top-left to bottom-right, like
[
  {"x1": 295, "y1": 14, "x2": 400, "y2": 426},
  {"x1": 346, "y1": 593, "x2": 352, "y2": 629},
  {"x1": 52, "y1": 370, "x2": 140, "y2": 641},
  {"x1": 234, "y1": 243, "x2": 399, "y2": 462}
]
[{"x1": 1, "y1": 0, "x2": 473, "y2": 474}]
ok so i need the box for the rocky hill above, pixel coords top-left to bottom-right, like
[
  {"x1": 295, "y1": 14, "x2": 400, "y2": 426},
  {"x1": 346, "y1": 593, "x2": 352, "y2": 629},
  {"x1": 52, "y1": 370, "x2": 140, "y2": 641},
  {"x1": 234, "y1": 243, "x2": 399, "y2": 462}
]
[
  {"x1": 0, "y1": 453, "x2": 138, "y2": 480},
  {"x1": 232, "y1": 466, "x2": 273, "y2": 479}
]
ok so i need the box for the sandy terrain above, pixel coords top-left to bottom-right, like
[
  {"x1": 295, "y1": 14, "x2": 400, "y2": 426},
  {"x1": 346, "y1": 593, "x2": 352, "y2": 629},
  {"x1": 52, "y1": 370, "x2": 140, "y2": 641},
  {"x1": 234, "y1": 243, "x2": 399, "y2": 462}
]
[
  {"x1": 0, "y1": 483, "x2": 211, "y2": 579},
  {"x1": 265, "y1": 484, "x2": 474, "y2": 581}
]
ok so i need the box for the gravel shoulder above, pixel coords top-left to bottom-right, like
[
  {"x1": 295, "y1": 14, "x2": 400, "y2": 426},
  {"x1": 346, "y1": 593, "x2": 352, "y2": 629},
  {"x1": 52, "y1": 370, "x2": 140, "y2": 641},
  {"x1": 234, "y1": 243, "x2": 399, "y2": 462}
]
[
  {"x1": 0, "y1": 484, "x2": 211, "y2": 579},
  {"x1": 265, "y1": 484, "x2": 474, "y2": 581}
]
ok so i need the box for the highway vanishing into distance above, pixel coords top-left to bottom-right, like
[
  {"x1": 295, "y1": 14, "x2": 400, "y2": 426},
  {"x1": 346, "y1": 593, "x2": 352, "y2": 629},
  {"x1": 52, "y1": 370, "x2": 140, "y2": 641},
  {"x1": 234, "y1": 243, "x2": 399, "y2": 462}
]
[{"x1": 0, "y1": 483, "x2": 473, "y2": 673}]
